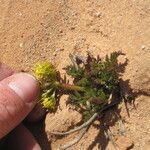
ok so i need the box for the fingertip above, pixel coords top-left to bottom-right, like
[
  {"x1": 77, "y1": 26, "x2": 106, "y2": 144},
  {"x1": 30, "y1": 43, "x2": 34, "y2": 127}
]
[
  {"x1": 0, "y1": 73, "x2": 40, "y2": 138},
  {"x1": 7, "y1": 73, "x2": 40, "y2": 103}
]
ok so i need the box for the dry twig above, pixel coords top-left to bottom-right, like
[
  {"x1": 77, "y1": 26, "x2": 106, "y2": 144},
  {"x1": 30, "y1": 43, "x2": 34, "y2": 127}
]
[
  {"x1": 52, "y1": 113, "x2": 98, "y2": 135},
  {"x1": 59, "y1": 127, "x2": 88, "y2": 150}
]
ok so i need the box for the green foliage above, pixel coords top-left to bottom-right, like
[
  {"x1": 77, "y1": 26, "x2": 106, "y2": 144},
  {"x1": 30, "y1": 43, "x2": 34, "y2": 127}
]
[
  {"x1": 33, "y1": 52, "x2": 122, "y2": 117},
  {"x1": 65, "y1": 52, "x2": 122, "y2": 121},
  {"x1": 65, "y1": 65, "x2": 84, "y2": 79}
]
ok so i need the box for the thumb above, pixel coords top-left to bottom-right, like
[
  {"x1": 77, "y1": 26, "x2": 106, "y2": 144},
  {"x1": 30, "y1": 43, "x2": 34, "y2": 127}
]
[{"x1": 0, "y1": 73, "x2": 39, "y2": 138}]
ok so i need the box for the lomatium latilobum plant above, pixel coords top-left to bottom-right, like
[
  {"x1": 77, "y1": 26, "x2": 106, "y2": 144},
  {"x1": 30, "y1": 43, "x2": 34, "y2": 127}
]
[
  {"x1": 34, "y1": 61, "x2": 85, "y2": 109},
  {"x1": 33, "y1": 51, "x2": 128, "y2": 150}
]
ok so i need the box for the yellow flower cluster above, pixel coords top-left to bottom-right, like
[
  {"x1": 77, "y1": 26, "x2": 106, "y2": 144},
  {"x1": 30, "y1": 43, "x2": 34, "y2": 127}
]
[
  {"x1": 33, "y1": 61, "x2": 57, "y2": 109},
  {"x1": 34, "y1": 61, "x2": 56, "y2": 82},
  {"x1": 41, "y1": 90, "x2": 56, "y2": 109}
]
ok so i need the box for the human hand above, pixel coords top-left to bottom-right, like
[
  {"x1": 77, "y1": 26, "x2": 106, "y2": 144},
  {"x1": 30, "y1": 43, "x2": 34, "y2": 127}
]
[{"x1": 0, "y1": 63, "x2": 41, "y2": 150}]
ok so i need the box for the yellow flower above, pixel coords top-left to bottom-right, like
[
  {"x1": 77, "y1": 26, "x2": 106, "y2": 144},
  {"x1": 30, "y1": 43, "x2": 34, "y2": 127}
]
[
  {"x1": 41, "y1": 90, "x2": 56, "y2": 109},
  {"x1": 34, "y1": 61, "x2": 56, "y2": 82},
  {"x1": 41, "y1": 97, "x2": 56, "y2": 109}
]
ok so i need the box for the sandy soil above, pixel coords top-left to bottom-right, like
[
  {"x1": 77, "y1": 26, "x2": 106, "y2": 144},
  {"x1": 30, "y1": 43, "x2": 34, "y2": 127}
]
[{"x1": 0, "y1": 0, "x2": 150, "y2": 150}]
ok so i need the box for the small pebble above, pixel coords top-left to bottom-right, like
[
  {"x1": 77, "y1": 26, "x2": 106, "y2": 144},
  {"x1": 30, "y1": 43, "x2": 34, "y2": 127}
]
[
  {"x1": 116, "y1": 136, "x2": 134, "y2": 150},
  {"x1": 53, "y1": 52, "x2": 57, "y2": 56},
  {"x1": 141, "y1": 45, "x2": 146, "y2": 50},
  {"x1": 70, "y1": 26, "x2": 75, "y2": 30},
  {"x1": 59, "y1": 29, "x2": 63, "y2": 33},
  {"x1": 19, "y1": 43, "x2": 23, "y2": 48},
  {"x1": 95, "y1": 12, "x2": 102, "y2": 17},
  {"x1": 55, "y1": 48, "x2": 64, "y2": 52},
  {"x1": 18, "y1": 12, "x2": 22, "y2": 16}
]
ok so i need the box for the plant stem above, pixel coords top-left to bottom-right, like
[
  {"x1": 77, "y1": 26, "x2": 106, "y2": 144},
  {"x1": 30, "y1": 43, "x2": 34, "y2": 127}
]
[
  {"x1": 59, "y1": 127, "x2": 88, "y2": 150},
  {"x1": 55, "y1": 82, "x2": 85, "y2": 92}
]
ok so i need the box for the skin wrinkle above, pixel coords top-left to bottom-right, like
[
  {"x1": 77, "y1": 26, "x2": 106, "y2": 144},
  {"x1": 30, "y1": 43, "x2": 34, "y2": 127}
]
[
  {"x1": 0, "y1": 101, "x2": 18, "y2": 137},
  {"x1": 0, "y1": 103, "x2": 13, "y2": 138},
  {"x1": 0, "y1": 63, "x2": 15, "y2": 137}
]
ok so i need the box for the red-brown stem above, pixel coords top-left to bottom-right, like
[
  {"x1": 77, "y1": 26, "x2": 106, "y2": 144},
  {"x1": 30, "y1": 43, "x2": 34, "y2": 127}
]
[{"x1": 55, "y1": 82, "x2": 85, "y2": 92}]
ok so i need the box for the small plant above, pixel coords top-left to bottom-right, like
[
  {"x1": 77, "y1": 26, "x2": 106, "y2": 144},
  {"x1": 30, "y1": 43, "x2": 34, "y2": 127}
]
[
  {"x1": 34, "y1": 61, "x2": 85, "y2": 109},
  {"x1": 65, "y1": 52, "x2": 121, "y2": 121},
  {"x1": 33, "y1": 51, "x2": 129, "y2": 150}
]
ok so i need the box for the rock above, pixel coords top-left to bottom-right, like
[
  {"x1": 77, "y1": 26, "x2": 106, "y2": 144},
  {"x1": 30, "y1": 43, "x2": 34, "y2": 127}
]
[
  {"x1": 55, "y1": 48, "x2": 64, "y2": 52},
  {"x1": 59, "y1": 29, "x2": 63, "y2": 33},
  {"x1": 19, "y1": 43, "x2": 24, "y2": 48},
  {"x1": 53, "y1": 52, "x2": 57, "y2": 56},
  {"x1": 141, "y1": 45, "x2": 146, "y2": 50},
  {"x1": 116, "y1": 136, "x2": 134, "y2": 150},
  {"x1": 70, "y1": 26, "x2": 75, "y2": 30},
  {"x1": 45, "y1": 109, "x2": 82, "y2": 134},
  {"x1": 95, "y1": 12, "x2": 102, "y2": 17},
  {"x1": 141, "y1": 45, "x2": 149, "y2": 51}
]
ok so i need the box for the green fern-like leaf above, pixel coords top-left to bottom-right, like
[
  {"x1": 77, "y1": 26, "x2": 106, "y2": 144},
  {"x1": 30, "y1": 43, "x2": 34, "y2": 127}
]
[{"x1": 65, "y1": 52, "x2": 122, "y2": 120}]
